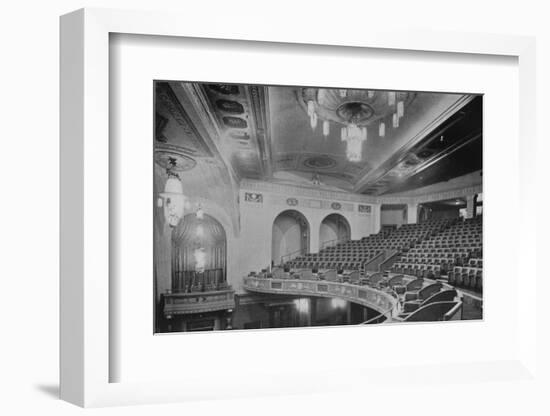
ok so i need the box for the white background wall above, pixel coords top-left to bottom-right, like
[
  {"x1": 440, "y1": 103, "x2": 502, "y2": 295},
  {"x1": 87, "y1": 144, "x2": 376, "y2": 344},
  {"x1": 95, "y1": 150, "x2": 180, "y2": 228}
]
[{"x1": 0, "y1": 1, "x2": 548, "y2": 416}]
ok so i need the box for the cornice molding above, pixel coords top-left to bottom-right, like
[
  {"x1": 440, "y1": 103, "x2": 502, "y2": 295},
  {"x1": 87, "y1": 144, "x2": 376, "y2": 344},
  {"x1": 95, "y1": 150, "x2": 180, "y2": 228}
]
[
  {"x1": 240, "y1": 178, "x2": 481, "y2": 206},
  {"x1": 240, "y1": 179, "x2": 380, "y2": 204}
]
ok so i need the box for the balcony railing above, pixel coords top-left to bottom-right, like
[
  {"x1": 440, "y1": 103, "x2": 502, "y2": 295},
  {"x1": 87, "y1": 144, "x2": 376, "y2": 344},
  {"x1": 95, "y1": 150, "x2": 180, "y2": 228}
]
[
  {"x1": 163, "y1": 288, "x2": 235, "y2": 317},
  {"x1": 243, "y1": 276, "x2": 398, "y2": 319}
]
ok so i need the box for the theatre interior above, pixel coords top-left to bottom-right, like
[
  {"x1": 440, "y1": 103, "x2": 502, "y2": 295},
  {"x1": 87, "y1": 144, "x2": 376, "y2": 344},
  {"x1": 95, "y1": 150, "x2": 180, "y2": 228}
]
[{"x1": 154, "y1": 81, "x2": 483, "y2": 333}]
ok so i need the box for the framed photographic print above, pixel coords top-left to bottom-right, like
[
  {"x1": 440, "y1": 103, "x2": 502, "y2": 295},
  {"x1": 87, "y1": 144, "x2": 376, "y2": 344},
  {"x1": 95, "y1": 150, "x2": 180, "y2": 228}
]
[
  {"x1": 153, "y1": 80, "x2": 483, "y2": 335},
  {"x1": 60, "y1": 7, "x2": 538, "y2": 408}
]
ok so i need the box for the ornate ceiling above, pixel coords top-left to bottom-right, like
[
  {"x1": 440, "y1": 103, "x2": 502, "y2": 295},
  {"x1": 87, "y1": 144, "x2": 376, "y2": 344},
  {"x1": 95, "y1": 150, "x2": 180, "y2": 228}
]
[{"x1": 155, "y1": 81, "x2": 482, "y2": 198}]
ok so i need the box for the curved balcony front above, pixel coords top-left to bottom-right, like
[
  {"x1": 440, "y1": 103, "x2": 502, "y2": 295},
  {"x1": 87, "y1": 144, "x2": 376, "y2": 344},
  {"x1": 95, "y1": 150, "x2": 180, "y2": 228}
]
[{"x1": 243, "y1": 276, "x2": 398, "y2": 319}]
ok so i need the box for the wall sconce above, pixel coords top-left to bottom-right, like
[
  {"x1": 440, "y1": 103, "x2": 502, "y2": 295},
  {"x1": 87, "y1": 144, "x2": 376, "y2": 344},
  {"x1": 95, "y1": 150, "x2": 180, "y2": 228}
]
[{"x1": 157, "y1": 157, "x2": 186, "y2": 228}]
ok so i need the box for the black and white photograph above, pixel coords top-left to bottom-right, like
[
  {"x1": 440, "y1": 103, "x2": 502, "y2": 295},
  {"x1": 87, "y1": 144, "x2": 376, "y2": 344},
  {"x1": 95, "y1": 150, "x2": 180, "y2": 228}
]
[{"x1": 153, "y1": 81, "x2": 482, "y2": 333}]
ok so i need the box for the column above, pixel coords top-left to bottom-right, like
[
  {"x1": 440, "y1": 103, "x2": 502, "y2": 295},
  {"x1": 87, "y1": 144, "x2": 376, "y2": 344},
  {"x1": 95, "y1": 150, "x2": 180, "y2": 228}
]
[
  {"x1": 465, "y1": 195, "x2": 475, "y2": 219},
  {"x1": 407, "y1": 203, "x2": 418, "y2": 224},
  {"x1": 309, "y1": 216, "x2": 321, "y2": 254},
  {"x1": 372, "y1": 204, "x2": 382, "y2": 234}
]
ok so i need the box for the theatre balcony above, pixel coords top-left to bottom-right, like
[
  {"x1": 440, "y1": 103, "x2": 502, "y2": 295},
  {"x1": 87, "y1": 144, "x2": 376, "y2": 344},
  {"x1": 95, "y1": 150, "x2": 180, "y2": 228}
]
[
  {"x1": 243, "y1": 275, "x2": 398, "y2": 320},
  {"x1": 162, "y1": 269, "x2": 235, "y2": 317},
  {"x1": 163, "y1": 289, "x2": 235, "y2": 316}
]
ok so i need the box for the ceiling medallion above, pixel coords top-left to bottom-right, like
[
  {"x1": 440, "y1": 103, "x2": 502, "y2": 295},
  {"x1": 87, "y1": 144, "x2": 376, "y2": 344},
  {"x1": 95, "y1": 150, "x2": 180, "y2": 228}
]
[
  {"x1": 303, "y1": 155, "x2": 337, "y2": 169},
  {"x1": 299, "y1": 88, "x2": 415, "y2": 162},
  {"x1": 154, "y1": 144, "x2": 197, "y2": 172}
]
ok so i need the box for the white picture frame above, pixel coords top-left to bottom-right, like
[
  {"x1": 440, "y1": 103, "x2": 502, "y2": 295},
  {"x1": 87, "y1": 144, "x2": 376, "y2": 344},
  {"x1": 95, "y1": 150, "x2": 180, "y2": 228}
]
[{"x1": 60, "y1": 7, "x2": 538, "y2": 408}]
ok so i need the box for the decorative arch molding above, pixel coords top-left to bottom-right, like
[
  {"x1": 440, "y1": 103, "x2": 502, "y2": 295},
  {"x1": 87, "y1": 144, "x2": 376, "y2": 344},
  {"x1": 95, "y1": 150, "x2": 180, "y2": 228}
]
[
  {"x1": 270, "y1": 208, "x2": 311, "y2": 229},
  {"x1": 186, "y1": 198, "x2": 238, "y2": 239},
  {"x1": 271, "y1": 209, "x2": 311, "y2": 265},
  {"x1": 319, "y1": 212, "x2": 352, "y2": 247}
]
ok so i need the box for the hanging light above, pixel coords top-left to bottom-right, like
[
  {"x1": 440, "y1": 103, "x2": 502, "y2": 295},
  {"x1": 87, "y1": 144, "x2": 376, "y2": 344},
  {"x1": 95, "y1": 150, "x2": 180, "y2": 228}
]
[
  {"x1": 341, "y1": 126, "x2": 348, "y2": 142},
  {"x1": 307, "y1": 100, "x2": 315, "y2": 117},
  {"x1": 397, "y1": 100, "x2": 404, "y2": 118},
  {"x1": 158, "y1": 158, "x2": 186, "y2": 228},
  {"x1": 310, "y1": 111, "x2": 318, "y2": 130},
  {"x1": 322, "y1": 120, "x2": 330, "y2": 137},
  {"x1": 392, "y1": 113, "x2": 399, "y2": 128},
  {"x1": 388, "y1": 91, "x2": 396, "y2": 106},
  {"x1": 342, "y1": 124, "x2": 367, "y2": 162},
  {"x1": 379, "y1": 121, "x2": 386, "y2": 137}
]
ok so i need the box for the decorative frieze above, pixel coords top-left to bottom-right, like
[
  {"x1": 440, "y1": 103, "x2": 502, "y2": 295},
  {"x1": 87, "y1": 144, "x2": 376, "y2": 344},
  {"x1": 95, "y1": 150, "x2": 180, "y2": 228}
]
[
  {"x1": 358, "y1": 204, "x2": 372, "y2": 214},
  {"x1": 244, "y1": 192, "x2": 263, "y2": 203},
  {"x1": 241, "y1": 179, "x2": 482, "y2": 206}
]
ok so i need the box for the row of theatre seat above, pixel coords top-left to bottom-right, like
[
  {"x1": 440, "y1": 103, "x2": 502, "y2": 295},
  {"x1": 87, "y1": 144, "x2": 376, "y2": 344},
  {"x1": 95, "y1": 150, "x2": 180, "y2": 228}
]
[
  {"x1": 390, "y1": 217, "x2": 483, "y2": 292},
  {"x1": 285, "y1": 219, "x2": 453, "y2": 272},
  {"x1": 447, "y1": 263, "x2": 483, "y2": 291},
  {"x1": 282, "y1": 216, "x2": 482, "y2": 293},
  {"x1": 250, "y1": 269, "x2": 463, "y2": 322}
]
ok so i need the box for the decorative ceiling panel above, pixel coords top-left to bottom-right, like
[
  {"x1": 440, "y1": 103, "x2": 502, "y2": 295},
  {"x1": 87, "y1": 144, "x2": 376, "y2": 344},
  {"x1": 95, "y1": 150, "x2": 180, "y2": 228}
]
[{"x1": 156, "y1": 81, "x2": 482, "y2": 197}]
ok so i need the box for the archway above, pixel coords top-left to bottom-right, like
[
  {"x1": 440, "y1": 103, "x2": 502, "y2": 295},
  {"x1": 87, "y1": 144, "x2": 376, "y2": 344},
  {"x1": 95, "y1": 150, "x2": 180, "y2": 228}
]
[
  {"x1": 171, "y1": 213, "x2": 227, "y2": 292},
  {"x1": 272, "y1": 210, "x2": 310, "y2": 266},
  {"x1": 319, "y1": 213, "x2": 351, "y2": 249}
]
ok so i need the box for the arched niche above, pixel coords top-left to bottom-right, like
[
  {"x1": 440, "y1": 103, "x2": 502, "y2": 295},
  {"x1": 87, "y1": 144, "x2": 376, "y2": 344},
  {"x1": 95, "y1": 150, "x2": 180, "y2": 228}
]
[
  {"x1": 272, "y1": 210, "x2": 310, "y2": 266},
  {"x1": 319, "y1": 213, "x2": 351, "y2": 248},
  {"x1": 171, "y1": 213, "x2": 227, "y2": 292}
]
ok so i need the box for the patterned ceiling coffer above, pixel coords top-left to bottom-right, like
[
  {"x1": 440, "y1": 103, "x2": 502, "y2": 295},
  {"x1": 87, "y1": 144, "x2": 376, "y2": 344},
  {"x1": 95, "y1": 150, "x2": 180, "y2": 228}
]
[
  {"x1": 247, "y1": 85, "x2": 273, "y2": 178},
  {"x1": 215, "y1": 99, "x2": 244, "y2": 114},
  {"x1": 223, "y1": 116, "x2": 247, "y2": 129},
  {"x1": 208, "y1": 84, "x2": 239, "y2": 95},
  {"x1": 244, "y1": 192, "x2": 263, "y2": 203},
  {"x1": 155, "y1": 82, "x2": 213, "y2": 158}
]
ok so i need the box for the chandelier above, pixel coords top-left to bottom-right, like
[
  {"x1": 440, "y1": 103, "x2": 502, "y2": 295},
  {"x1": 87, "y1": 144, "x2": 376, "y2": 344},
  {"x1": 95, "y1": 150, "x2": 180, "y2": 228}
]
[{"x1": 301, "y1": 88, "x2": 414, "y2": 162}]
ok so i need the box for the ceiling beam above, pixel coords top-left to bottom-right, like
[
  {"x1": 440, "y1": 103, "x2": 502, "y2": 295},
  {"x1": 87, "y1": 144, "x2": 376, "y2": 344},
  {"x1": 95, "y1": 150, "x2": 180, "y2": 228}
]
[
  {"x1": 352, "y1": 94, "x2": 476, "y2": 194},
  {"x1": 245, "y1": 85, "x2": 273, "y2": 180}
]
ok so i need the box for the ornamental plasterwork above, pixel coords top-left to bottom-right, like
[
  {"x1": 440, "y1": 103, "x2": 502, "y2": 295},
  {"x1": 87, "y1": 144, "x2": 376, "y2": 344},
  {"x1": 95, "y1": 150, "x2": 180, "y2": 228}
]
[{"x1": 240, "y1": 179, "x2": 481, "y2": 206}]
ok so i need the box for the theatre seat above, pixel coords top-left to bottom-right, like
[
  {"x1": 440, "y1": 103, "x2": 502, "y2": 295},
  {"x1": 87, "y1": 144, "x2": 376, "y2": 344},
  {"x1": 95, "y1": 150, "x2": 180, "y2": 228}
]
[
  {"x1": 402, "y1": 301, "x2": 463, "y2": 322},
  {"x1": 323, "y1": 269, "x2": 338, "y2": 282},
  {"x1": 300, "y1": 269, "x2": 316, "y2": 280},
  {"x1": 348, "y1": 270, "x2": 361, "y2": 284}
]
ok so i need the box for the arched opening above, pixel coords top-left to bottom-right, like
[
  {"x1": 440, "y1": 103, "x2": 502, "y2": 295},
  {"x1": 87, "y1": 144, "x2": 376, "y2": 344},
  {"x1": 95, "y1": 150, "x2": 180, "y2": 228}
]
[
  {"x1": 171, "y1": 213, "x2": 227, "y2": 293},
  {"x1": 272, "y1": 210, "x2": 310, "y2": 266},
  {"x1": 319, "y1": 213, "x2": 351, "y2": 249}
]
